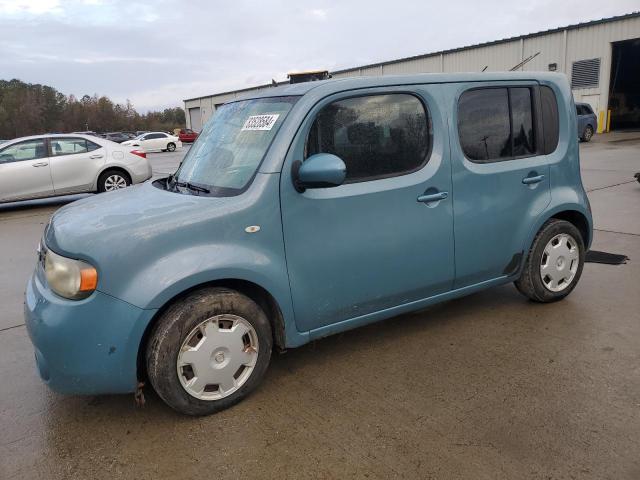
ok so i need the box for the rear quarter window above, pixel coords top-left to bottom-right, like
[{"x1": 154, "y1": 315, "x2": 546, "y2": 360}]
[{"x1": 540, "y1": 86, "x2": 559, "y2": 155}]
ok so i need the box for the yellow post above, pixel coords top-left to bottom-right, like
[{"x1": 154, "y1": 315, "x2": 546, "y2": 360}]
[
  {"x1": 606, "y1": 110, "x2": 611, "y2": 133},
  {"x1": 598, "y1": 111, "x2": 605, "y2": 133}
]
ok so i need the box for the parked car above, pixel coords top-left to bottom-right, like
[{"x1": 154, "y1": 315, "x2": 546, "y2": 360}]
[
  {"x1": 103, "y1": 132, "x2": 130, "y2": 143},
  {"x1": 576, "y1": 102, "x2": 597, "y2": 142},
  {"x1": 25, "y1": 72, "x2": 592, "y2": 416},
  {"x1": 0, "y1": 134, "x2": 151, "y2": 203},
  {"x1": 122, "y1": 131, "x2": 182, "y2": 152},
  {"x1": 178, "y1": 128, "x2": 199, "y2": 143}
]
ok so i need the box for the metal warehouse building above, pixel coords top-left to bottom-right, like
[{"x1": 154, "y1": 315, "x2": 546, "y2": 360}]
[{"x1": 185, "y1": 12, "x2": 640, "y2": 134}]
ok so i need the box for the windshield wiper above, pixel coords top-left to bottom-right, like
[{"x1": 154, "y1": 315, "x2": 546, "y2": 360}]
[{"x1": 174, "y1": 180, "x2": 211, "y2": 194}]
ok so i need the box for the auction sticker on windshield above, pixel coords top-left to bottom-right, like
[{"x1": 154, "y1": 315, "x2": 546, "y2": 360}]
[{"x1": 242, "y1": 114, "x2": 280, "y2": 131}]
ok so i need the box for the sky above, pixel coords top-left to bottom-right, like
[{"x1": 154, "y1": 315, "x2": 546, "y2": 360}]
[{"x1": 0, "y1": 0, "x2": 637, "y2": 112}]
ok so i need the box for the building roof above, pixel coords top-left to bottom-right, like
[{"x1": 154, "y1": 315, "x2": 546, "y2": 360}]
[{"x1": 184, "y1": 11, "x2": 640, "y2": 103}]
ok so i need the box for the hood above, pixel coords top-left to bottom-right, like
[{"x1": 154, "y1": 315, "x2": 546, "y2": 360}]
[{"x1": 45, "y1": 181, "x2": 236, "y2": 264}]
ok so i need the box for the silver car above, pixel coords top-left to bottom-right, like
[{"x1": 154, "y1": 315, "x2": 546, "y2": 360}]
[{"x1": 0, "y1": 134, "x2": 152, "y2": 203}]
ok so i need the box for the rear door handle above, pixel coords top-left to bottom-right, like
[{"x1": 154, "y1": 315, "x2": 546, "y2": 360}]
[
  {"x1": 89, "y1": 154, "x2": 104, "y2": 159},
  {"x1": 417, "y1": 191, "x2": 448, "y2": 203},
  {"x1": 32, "y1": 162, "x2": 48, "y2": 167},
  {"x1": 522, "y1": 174, "x2": 545, "y2": 185}
]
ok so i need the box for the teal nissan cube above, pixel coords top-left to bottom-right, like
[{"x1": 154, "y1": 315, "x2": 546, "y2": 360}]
[{"x1": 25, "y1": 72, "x2": 592, "y2": 415}]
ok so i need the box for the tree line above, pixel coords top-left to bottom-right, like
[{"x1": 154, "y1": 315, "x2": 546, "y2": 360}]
[{"x1": 0, "y1": 79, "x2": 186, "y2": 139}]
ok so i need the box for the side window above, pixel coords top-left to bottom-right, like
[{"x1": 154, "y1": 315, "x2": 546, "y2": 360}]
[
  {"x1": 510, "y1": 88, "x2": 535, "y2": 157},
  {"x1": 87, "y1": 140, "x2": 101, "y2": 152},
  {"x1": 0, "y1": 139, "x2": 47, "y2": 164},
  {"x1": 50, "y1": 138, "x2": 89, "y2": 156},
  {"x1": 458, "y1": 88, "x2": 511, "y2": 162},
  {"x1": 306, "y1": 93, "x2": 430, "y2": 183},
  {"x1": 540, "y1": 86, "x2": 559, "y2": 155},
  {"x1": 458, "y1": 86, "x2": 537, "y2": 163}
]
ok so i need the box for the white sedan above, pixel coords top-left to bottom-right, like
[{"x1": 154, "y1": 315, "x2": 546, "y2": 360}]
[
  {"x1": 122, "y1": 132, "x2": 182, "y2": 153},
  {"x1": 0, "y1": 134, "x2": 152, "y2": 203}
]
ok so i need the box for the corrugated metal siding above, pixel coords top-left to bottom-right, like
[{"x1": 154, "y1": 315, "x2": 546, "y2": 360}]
[
  {"x1": 443, "y1": 40, "x2": 521, "y2": 72},
  {"x1": 522, "y1": 31, "x2": 565, "y2": 71},
  {"x1": 382, "y1": 55, "x2": 442, "y2": 74}
]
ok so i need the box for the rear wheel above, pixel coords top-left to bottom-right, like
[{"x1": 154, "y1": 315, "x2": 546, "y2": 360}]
[
  {"x1": 581, "y1": 125, "x2": 594, "y2": 142},
  {"x1": 515, "y1": 219, "x2": 585, "y2": 302},
  {"x1": 98, "y1": 169, "x2": 131, "y2": 193},
  {"x1": 167, "y1": 142, "x2": 176, "y2": 152},
  {"x1": 145, "y1": 287, "x2": 272, "y2": 416}
]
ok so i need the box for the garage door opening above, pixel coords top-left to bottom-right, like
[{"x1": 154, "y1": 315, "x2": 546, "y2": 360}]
[
  {"x1": 608, "y1": 38, "x2": 640, "y2": 130},
  {"x1": 188, "y1": 107, "x2": 202, "y2": 132}
]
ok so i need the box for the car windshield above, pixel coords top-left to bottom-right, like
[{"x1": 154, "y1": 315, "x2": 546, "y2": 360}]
[{"x1": 171, "y1": 96, "x2": 298, "y2": 196}]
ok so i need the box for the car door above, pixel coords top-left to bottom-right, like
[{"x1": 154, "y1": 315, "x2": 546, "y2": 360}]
[
  {"x1": 449, "y1": 82, "x2": 551, "y2": 288},
  {"x1": 49, "y1": 137, "x2": 106, "y2": 194},
  {"x1": 149, "y1": 133, "x2": 166, "y2": 151},
  {"x1": 280, "y1": 87, "x2": 455, "y2": 332},
  {"x1": 0, "y1": 138, "x2": 54, "y2": 202}
]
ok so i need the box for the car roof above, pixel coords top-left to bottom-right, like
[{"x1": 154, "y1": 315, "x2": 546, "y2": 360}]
[
  {"x1": 0, "y1": 133, "x2": 103, "y2": 147},
  {"x1": 235, "y1": 71, "x2": 568, "y2": 102}
]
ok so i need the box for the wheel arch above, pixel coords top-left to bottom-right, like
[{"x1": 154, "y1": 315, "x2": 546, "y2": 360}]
[
  {"x1": 519, "y1": 204, "x2": 593, "y2": 276},
  {"x1": 95, "y1": 165, "x2": 133, "y2": 190},
  {"x1": 136, "y1": 278, "x2": 287, "y2": 382},
  {"x1": 550, "y1": 210, "x2": 591, "y2": 247}
]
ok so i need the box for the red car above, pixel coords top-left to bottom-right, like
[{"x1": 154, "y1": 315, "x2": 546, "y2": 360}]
[{"x1": 178, "y1": 128, "x2": 199, "y2": 143}]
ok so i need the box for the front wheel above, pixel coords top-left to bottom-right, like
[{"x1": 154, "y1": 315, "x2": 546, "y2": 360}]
[
  {"x1": 145, "y1": 288, "x2": 273, "y2": 416},
  {"x1": 166, "y1": 142, "x2": 176, "y2": 152},
  {"x1": 515, "y1": 219, "x2": 585, "y2": 303}
]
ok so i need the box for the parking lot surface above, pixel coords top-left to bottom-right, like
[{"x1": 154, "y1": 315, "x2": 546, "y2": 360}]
[{"x1": 1, "y1": 140, "x2": 639, "y2": 479}]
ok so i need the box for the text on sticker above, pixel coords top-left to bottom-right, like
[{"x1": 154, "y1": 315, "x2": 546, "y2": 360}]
[{"x1": 242, "y1": 114, "x2": 280, "y2": 131}]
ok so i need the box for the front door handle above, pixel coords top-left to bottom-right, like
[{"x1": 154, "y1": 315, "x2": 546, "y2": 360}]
[
  {"x1": 522, "y1": 174, "x2": 545, "y2": 185},
  {"x1": 417, "y1": 191, "x2": 448, "y2": 203},
  {"x1": 32, "y1": 162, "x2": 48, "y2": 167}
]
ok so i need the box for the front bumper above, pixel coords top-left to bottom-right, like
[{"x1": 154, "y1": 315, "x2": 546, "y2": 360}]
[{"x1": 24, "y1": 271, "x2": 157, "y2": 395}]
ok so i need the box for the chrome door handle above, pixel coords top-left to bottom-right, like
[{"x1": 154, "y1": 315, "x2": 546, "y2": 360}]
[
  {"x1": 32, "y1": 162, "x2": 48, "y2": 167},
  {"x1": 89, "y1": 154, "x2": 104, "y2": 159},
  {"x1": 417, "y1": 191, "x2": 448, "y2": 203},
  {"x1": 522, "y1": 174, "x2": 545, "y2": 185}
]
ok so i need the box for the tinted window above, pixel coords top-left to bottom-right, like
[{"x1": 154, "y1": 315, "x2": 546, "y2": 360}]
[
  {"x1": 87, "y1": 140, "x2": 101, "y2": 151},
  {"x1": 458, "y1": 87, "x2": 538, "y2": 162},
  {"x1": 51, "y1": 138, "x2": 89, "y2": 156},
  {"x1": 0, "y1": 139, "x2": 47, "y2": 163},
  {"x1": 510, "y1": 88, "x2": 535, "y2": 157},
  {"x1": 540, "y1": 86, "x2": 559, "y2": 155},
  {"x1": 458, "y1": 88, "x2": 511, "y2": 162},
  {"x1": 306, "y1": 94, "x2": 430, "y2": 182},
  {"x1": 146, "y1": 133, "x2": 165, "y2": 139},
  {"x1": 583, "y1": 104, "x2": 593, "y2": 115}
]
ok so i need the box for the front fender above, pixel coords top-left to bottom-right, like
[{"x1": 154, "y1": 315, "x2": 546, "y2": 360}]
[{"x1": 104, "y1": 243, "x2": 307, "y2": 348}]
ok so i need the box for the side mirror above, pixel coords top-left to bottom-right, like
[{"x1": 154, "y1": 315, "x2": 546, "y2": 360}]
[{"x1": 293, "y1": 153, "x2": 346, "y2": 192}]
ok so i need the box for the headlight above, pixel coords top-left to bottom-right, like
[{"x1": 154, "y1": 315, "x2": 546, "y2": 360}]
[{"x1": 44, "y1": 248, "x2": 98, "y2": 300}]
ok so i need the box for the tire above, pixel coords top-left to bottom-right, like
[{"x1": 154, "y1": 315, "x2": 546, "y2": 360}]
[
  {"x1": 166, "y1": 142, "x2": 176, "y2": 152},
  {"x1": 515, "y1": 219, "x2": 585, "y2": 303},
  {"x1": 581, "y1": 125, "x2": 594, "y2": 142},
  {"x1": 145, "y1": 287, "x2": 273, "y2": 416},
  {"x1": 97, "y1": 169, "x2": 131, "y2": 193}
]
